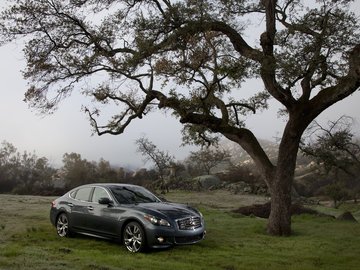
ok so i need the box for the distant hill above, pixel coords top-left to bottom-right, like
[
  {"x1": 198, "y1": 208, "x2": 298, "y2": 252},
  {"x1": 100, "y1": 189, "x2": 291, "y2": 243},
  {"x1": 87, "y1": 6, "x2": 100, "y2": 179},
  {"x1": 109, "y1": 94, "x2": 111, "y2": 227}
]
[{"x1": 220, "y1": 138, "x2": 279, "y2": 165}]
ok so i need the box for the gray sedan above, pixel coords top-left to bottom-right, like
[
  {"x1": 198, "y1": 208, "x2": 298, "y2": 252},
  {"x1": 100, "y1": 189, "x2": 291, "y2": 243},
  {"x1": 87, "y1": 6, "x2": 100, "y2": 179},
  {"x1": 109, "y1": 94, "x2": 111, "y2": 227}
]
[{"x1": 50, "y1": 183, "x2": 205, "y2": 252}]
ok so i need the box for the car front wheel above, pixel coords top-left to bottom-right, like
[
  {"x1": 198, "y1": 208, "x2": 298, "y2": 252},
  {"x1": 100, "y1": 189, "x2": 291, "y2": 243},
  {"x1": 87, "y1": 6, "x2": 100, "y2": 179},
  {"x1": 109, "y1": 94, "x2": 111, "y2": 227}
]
[
  {"x1": 56, "y1": 213, "x2": 71, "y2": 237},
  {"x1": 123, "y1": 222, "x2": 146, "y2": 253}
]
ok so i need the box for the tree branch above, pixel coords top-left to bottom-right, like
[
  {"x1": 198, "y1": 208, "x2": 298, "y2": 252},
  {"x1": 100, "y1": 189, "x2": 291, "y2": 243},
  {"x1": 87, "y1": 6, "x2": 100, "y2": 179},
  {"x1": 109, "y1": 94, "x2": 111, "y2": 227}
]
[
  {"x1": 260, "y1": 0, "x2": 296, "y2": 109},
  {"x1": 309, "y1": 44, "x2": 360, "y2": 116}
]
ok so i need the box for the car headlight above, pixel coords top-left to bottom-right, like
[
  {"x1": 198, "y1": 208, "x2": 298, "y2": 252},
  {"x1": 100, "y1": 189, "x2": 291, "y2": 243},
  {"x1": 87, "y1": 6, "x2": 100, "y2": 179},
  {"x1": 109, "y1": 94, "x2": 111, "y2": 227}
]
[{"x1": 144, "y1": 214, "x2": 171, "y2": 227}]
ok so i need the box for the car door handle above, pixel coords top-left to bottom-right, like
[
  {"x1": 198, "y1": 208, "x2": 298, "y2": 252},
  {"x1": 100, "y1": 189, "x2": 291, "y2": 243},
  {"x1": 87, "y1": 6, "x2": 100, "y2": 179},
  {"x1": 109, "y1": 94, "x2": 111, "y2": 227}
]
[
  {"x1": 88, "y1": 206, "x2": 94, "y2": 211},
  {"x1": 68, "y1": 203, "x2": 73, "y2": 207}
]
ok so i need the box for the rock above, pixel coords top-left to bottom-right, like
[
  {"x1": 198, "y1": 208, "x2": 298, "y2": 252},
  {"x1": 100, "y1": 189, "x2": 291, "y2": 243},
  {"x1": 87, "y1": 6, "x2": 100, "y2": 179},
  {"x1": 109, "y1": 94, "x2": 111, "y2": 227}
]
[
  {"x1": 337, "y1": 211, "x2": 358, "y2": 222},
  {"x1": 243, "y1": 186, "x2": 252, "y2": 193},
  {"x1": 193, "y1": 175, "x2": 222, "y2": 190},
  {"x1": 253, "y1": 185, "x2": 269, "y2": 195},
  {"x1": 226, "y1": 181, "x2": 252, "y2": 194}
]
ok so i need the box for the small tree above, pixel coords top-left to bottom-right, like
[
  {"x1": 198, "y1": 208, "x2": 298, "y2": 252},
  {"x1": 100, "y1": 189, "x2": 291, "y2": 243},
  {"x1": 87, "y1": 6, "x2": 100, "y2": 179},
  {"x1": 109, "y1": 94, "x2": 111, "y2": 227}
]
[
  {"x1": 324, "y1": 182, "x2": 349, "y2": 209},
  {"x1": 135, "y1": 136, "x2": 175, "y2": 192},
  {"x1": 189, "y1": 147, "x2": 230, "y2": 175}
]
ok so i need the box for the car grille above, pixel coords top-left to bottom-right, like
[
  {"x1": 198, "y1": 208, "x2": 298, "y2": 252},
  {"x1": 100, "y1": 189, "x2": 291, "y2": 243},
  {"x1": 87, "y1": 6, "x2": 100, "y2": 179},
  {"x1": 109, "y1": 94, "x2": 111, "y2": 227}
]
[
  {"x1": 175, "y1": 233, "x2": 204, "y2": 244},
  {"x1": 177, "y1": 216, "x2": 202, "y2": 230}
]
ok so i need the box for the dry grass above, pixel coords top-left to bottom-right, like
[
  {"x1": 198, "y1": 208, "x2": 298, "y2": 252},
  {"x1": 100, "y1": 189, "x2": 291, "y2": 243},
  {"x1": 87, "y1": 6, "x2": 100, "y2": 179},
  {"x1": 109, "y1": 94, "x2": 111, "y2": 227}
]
[{"x1": 164, "y1": 190, "x2": 269, "y2": 210}]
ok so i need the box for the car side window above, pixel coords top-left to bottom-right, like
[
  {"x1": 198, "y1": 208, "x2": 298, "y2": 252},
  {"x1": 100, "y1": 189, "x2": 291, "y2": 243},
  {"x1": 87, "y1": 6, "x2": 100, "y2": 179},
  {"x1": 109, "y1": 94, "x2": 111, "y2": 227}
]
[
  {"x1": 92, "y1": 187, "x2": 110, "y2": 203},
  {"x1": 74, "y1": 187, "x2": 92, "y2": 201}
]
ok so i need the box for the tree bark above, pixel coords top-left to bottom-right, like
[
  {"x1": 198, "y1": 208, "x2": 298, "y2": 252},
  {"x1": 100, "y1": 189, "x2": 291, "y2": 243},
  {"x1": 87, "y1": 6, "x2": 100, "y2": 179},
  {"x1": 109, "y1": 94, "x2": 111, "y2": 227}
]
[
  {"x1": 267, "y1": 183, "x2": 292, "y2": 235},
  {"x1": 266, "y1": 117, "x2": 303, "y2": 235}
]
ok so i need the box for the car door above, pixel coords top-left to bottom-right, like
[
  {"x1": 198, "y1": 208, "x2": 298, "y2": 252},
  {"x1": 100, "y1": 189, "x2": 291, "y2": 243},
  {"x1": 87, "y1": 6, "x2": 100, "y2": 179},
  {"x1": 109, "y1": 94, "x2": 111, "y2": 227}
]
[
  {"x1": 86, "y1": 187, "x2": 125, "y2": 237},
  {"x1": 70, "y1": 186, "x2": 94, "y2": 231}
]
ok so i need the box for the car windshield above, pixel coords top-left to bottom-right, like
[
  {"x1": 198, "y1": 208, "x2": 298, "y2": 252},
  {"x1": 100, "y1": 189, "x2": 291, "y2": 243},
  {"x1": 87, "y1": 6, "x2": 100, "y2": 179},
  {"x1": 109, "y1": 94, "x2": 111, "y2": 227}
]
[{"x1": 109, "y1": 186, "x2": 160, "y2": 204}]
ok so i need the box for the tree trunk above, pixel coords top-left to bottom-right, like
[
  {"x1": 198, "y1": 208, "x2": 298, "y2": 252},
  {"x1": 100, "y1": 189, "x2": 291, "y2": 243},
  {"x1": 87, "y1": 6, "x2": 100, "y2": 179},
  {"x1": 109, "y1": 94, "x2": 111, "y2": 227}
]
[
  {"x1": 266, "y1": 119, "x2": 303, "y2": 236},
  {"x1": 267, "y1": 174, "x2": 293, "y2": 235}
]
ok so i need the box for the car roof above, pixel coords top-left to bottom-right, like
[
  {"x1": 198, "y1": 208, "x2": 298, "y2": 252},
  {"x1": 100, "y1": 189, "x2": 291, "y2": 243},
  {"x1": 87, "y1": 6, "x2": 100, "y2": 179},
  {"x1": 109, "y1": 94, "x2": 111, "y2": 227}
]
[{"x1": 71, "y1": 183, "x2": 142, "y2": 190}]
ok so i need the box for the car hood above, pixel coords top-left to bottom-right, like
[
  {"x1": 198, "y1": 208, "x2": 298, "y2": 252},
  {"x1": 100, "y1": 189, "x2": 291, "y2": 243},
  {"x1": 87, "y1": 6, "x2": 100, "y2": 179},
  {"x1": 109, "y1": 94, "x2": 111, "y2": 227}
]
[{"x1": 134, "y1": 202, "x2": 198, "y2": 220}]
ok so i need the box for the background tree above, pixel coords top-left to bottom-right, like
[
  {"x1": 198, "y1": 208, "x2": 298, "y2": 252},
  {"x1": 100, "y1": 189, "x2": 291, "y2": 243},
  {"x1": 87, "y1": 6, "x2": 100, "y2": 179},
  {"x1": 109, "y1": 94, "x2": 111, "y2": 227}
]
[
  {"x1": 301, "y1": 116, "x2": 360, "y2": 176},
  {"x1": 301, "y1": 116, "x2": 360, "y2": 204},
  {"x1": 324, "y1": 182, "x2": 349, "y2": 209},
  {"x1": 96, "y1": 158, "x2": 119, "y2": 182},
  {"x1": 32, "y1": 156, "x2": 56, "y2": 192},
  {"x1": 135, "y1": 136, "x2": 175, "y2": 192},
  {"x1": 189, "y1": 147, "x2": 230, "y2": 175},
  {"x1": 0, "y1": 141, "x2": 56, "y2": 194},
  {"x1": 1, "y1": 0, "x2": 359, "y2": 235},
  {"x1": 0, "y1": 141, "x2": 20, "y2": 192},
  {"x1": 12, "y1": 152, "x2": 55, "y2": 194},
  {"x1": 62, "y1": 152, "x2": 96, "y2": 188}
]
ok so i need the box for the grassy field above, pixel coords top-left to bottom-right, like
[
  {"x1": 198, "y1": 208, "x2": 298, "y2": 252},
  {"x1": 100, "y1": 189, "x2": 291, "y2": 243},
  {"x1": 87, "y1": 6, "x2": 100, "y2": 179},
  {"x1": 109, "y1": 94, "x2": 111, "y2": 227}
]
[{"x1": 0, "y1": 191, "x2": 360, "y2": 270}]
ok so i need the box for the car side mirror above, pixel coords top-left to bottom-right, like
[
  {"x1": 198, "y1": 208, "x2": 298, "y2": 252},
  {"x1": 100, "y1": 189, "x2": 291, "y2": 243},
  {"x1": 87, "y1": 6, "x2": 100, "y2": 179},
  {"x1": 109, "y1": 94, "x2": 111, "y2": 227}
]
[{"x1": 98, "y1": 197, "x2": 113, "y2": 205}]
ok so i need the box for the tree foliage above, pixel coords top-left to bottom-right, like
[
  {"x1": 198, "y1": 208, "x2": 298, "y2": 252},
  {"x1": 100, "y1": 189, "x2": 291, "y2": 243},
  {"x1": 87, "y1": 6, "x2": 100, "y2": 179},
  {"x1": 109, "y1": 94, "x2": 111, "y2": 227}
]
[{"x1": 1, "y1": 0, "x2": 359, "y2": 235}]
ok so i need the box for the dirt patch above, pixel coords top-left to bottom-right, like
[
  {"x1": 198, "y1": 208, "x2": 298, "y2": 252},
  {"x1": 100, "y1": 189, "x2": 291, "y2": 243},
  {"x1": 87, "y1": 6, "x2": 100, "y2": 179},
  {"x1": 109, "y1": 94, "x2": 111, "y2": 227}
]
[{"x1": 233, "y1": 202, "x2": 334, "y2": 218}]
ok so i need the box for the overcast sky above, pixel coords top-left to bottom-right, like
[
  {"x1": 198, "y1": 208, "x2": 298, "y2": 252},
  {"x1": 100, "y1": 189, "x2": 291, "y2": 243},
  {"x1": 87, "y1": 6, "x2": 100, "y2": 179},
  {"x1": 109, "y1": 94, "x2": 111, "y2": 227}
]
[{"x1": 0, "y1": 2, "x2": 359, "y2": 169}]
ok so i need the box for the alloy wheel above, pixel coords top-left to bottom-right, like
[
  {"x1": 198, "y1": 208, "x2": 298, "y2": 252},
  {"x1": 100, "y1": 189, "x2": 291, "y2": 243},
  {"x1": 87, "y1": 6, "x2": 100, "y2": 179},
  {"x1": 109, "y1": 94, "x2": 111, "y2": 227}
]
[
  {"x1": 56, "y1": 213, "x2": 69, "y2": 237},
  {"x1": 123, "y1": 222, "x2": 145, "y2": 252}
]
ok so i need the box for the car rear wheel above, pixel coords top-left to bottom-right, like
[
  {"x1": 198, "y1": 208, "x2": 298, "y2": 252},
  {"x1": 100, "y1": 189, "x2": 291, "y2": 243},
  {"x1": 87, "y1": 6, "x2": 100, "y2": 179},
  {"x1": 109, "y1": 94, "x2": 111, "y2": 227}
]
[
  {"x1": 56, "y1": 213, "x2": 71, "y2": 237},
  {"x1": 123, "y1": 222, "x2": 146, "y2": 253}
]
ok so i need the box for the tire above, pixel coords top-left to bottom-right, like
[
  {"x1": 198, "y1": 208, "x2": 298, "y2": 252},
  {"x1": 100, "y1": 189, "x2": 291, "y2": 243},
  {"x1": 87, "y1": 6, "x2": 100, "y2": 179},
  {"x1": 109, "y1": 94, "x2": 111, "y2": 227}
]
[
  {"x1": 56, "y1": 213, "x2": 72, "y2": 237},
  {"x1": 123, "y1": 222, "x2": 146, "y2": 253}
]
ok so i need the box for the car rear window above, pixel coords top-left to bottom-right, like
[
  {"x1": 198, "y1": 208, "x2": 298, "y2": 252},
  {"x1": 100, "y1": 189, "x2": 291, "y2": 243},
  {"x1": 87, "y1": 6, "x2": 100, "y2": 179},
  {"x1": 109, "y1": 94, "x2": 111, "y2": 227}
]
[{"x1": 74, "y1": 187, "x2": 92, "y2": 201}]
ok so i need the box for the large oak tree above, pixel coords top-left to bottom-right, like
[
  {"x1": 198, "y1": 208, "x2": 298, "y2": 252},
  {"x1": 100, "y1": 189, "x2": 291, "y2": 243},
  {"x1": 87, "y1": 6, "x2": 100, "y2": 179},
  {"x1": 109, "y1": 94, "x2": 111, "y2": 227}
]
[{"x1": 1, "y1": 0, "x2": 359, "y2": 235}]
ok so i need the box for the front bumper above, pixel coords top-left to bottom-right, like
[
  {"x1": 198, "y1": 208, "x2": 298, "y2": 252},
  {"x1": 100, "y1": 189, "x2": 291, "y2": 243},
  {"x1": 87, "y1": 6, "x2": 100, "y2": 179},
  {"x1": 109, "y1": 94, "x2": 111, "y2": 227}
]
[{"x1": 144, "y1": 224, "x2": 206, "y2": 249}]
